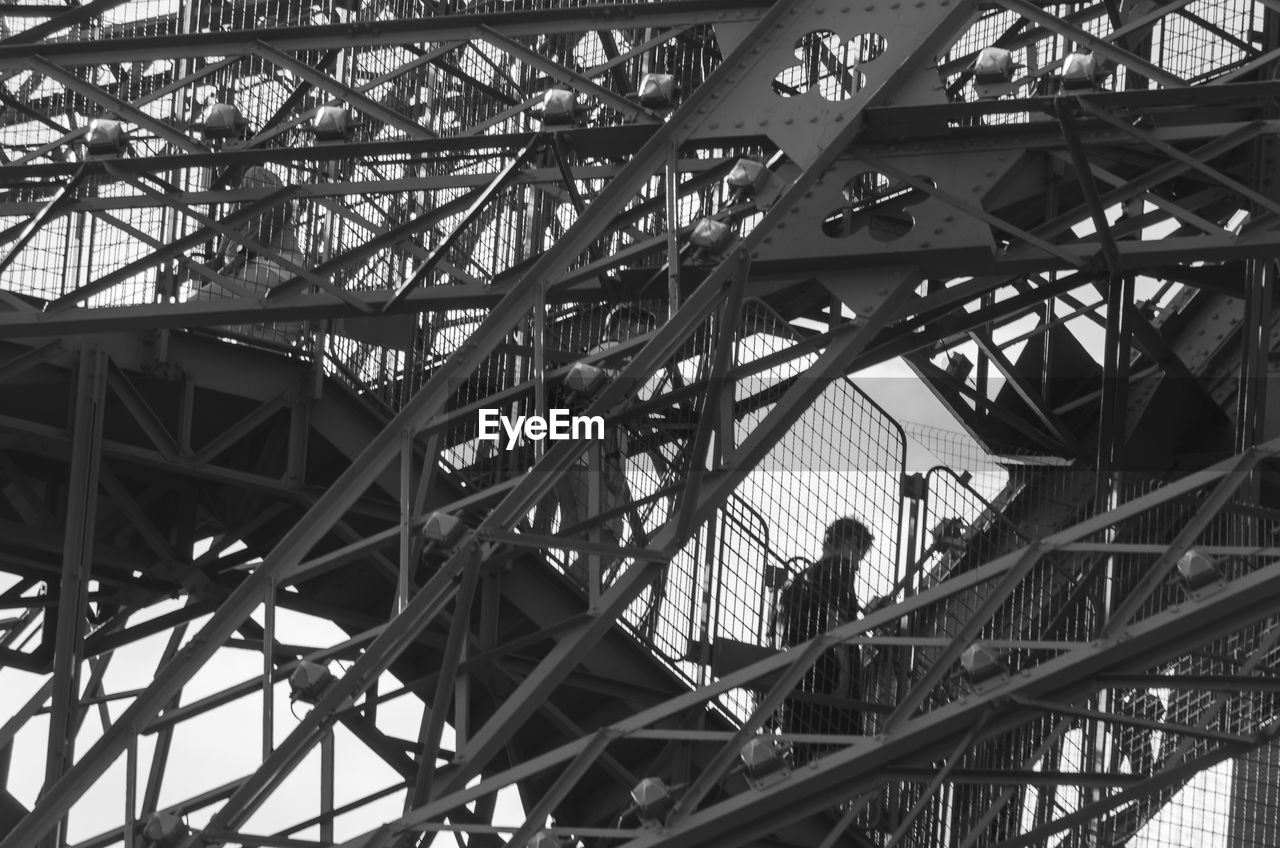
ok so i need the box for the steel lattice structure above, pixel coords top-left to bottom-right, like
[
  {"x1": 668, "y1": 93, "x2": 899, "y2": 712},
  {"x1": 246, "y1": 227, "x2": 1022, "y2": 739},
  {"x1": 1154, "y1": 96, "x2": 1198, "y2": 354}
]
[{"x1": 1, "y1": 1, "x2": 1280, "y2": 847}]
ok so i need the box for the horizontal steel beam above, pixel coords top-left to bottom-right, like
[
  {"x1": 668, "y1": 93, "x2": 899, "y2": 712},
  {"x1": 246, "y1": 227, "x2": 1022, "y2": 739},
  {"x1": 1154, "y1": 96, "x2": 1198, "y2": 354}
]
[{"x1": 0, "y1": 1, "x2": 768, "y2": 68}]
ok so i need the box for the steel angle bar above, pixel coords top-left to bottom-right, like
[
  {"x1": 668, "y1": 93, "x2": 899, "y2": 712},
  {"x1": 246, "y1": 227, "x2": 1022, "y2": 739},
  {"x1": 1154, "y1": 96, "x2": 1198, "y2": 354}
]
[
  {"x1": 668, "y1": 635, "x2": 851, "y2": 825},
  {"x1": 954, "y1": 716, "x2": 1076, "y2": 848},
  {"x1": 883, "y1": 543, "x2": 1046, "y2": 733},
  {"x1": 332, "y1": 443, "x2": 1264, "y2": 847},
  {"x1": 28, "y1": 56, "x2": 206, "y2": 155},
  {"x1": 992, "y1": 724, "x2": 1280, "y2": 848},
  {"x1": 1, "y1": 0, "x2": 130, "y2": 44},
  {"x1": 1044, "y1": 151, "x2": 1230, "y2": 236},
  {"x1": 1008, "y1": 695, "x2": 1254, "y2": 744},
  {"x1": 266, "y1": 184, "x2": 486, "y2": 301},
  {"x1": 883, "y1": 708, "x2": 995, "y2": 848},
  {"x1": 0, "y1": 6, "x2": 949, "y2": 846},
  {"x1": 478, "y1": 26, "x2": 660, "y2": 125},
  {"x1": 248, "y1": 41, "x2": 433, "y2": 140},
  {"x1": 1099, "y1": 673, "x2": 1280, "y2": 690},
  {"x1": 0, "y1": 338, "x2": 63, "y2": 383},
  {"x1": 42, "y1": 346, "x2": 106, "y2": 848},
  {"x1": 88, "y1": 208, "x2": 259, "y2": 301},
  {"x1": 1025, "y1": 121, "x2": 1268, "y2": 244},
  {"x1": 968, "y1": 329, "x2": 1083, "y2": 454},
  {"x1": 445, "y1": 273, "x2": 917, "y2": 812},
  {"x1": 1102, "y1": 443, "x2": 1274, "y2": 636},
  {"x1": 174, "y1": 564, "x2": 468, "y2": 848},
  {"x1": 9, "y1": 56, "x2": 241, "y2": 168},
  {"x1": 991, "y1": 0, "x2": 1186, "y2": 88},
  {"x1": 613, "y1": 559, "x2": 1280, "y2": 848},
  {"x1": 1055, "y1": 101, "x2": 1122, "y2": 278},
  {"x1": 407, "y1": 547, "x2": 482, "y2": 808},
  {"x1": 0, "y1": 164, "x2": 86, "y2": 284},
  {"x1": 43, "y1": 186, "x2": 300, "y2": 312},
  {"x1": 110, "y1": 170, "x2": 370, "y2": 310},
  {"x1": 0, "y1": 281, "x2": 526, "y2": 338},
  {"x1": 503, "y1": 729, "x2": 617, "y2": 848},
  {"x1": 385, "y1": 134, "x2": 542, "y2": 309},
  {"x1": 104, "y1": 362, "x2": 179, "y2": 460},
  {"x1": 854, "y1": 153, "x2": 1082, "y2": 268},
  {"x1": 0, "y1": 2, "x2": 770, "y2": 68},
  {"x1": 1075, "y1": 97, "x2": 1280, "y2": 219}
]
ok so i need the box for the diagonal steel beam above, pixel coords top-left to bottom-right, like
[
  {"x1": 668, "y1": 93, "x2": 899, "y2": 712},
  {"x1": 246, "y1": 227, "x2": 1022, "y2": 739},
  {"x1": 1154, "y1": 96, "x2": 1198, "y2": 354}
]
[
  {"x1": 40, "y1": 346, "x2": 106, "y2": 848},
  {"x1": 991, "y1": 0, "x2": 1187, "y2": 88},
  {"x1": 44, "y1": 186, "x2": 300, "y2": 311},
  {"x1": 1075, "y1": 96, "x2": 1280, "y2": 219},
  {"x1": 1055, "y1": 100, "x2": 1122, "y2": 278},
  {"x1": 384, "y1": 134, "x2": 542, "y2": 309},
  {"x1": 0, "y1": 164, "x2": 85, "y2": 285},
  {"x1": 0, "y1": 2, "x2": 950, "y2": 842},
  {"x1": 248, "y1": 41, "x2": 435, "y2": 141},
  {"x1": 478, "y1": 26, "x2": 660, "y2": 125},
  {"x1": 28, "y1": 55, "x2": 205, "y2": 154}
]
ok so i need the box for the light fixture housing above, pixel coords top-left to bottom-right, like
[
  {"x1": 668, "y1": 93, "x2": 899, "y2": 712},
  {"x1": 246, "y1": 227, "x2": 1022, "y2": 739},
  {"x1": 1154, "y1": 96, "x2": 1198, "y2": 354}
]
[
  {"x1": 1060, "y1": 52, "x2": 1102, "y2": 90},
  {"x1": 565, "y1": 361, "x2": 610, "y2": 395},
  {"x1": 725, "y1": 158, "x2": 774, "y2": 197},
  {"x1": 1177, "y1": 549, "x2": 1223, "y2": 596},
  {"x1": 422, "y1": 511, "x2": 467, "y2": 546},
  {"x1": 533, "y1": 87, "x2": 586, "y2": 127},
  {"x1": 312, "y1": 104, "x2": 353, "y2": 141},
  {"x1": 84, "y1": 118, "x2": 128, "y2": 157},
  {"x1": 637, "y1": 72, "x2": 677, "y2": 109},
  {"x1": 690, "y1": 217, "x2": 733, "y2": 253},
  {"x1": 961, "y1": 644, "x2": 1008, "y2": 689},
  {"x1": 200, "y1": 102, "x2": 246, "y2": 139},
  {"x1": 288, "y1": 660, "x2": 334, "y2": 704},
  {"x1": 630, "y1": 777, "x2": 676, "y2": 826},
  {"x1": 141, "y1": 812, "x2": 189, "y2": 848},
  {"x1": 739, "y1": 737, "x2": 792, "y2": 785},
  {"x1": 973, "y1": 47, "x2": 1016, "y2": 85}
]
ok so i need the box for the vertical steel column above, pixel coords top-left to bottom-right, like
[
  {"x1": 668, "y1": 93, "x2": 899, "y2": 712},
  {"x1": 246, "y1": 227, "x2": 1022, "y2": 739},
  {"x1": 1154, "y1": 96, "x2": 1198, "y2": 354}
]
[
  {"x1": 320, "y1": 731, "x2": 335, "y2": 844},
  {"x1": 123, "y1": 737, "x2": 137, "y2": 848},
  {"x1": 262, "y1": 575, "x2": 276, "y2": 760},
  {"x1": 41, "y1": 345, "x2": 106, "y2": 848},
  {"x1": 666, "y1": 144, "x2": 681, "y2": 319},
  {"x1": 398, "y1": 430, "x2": 413, "y2": 615}
]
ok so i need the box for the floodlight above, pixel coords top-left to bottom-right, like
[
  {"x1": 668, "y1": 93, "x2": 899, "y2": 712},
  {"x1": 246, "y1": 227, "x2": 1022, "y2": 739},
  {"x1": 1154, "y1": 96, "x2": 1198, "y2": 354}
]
[
  {"x1": 528, "y1": 831, "x2": 563, "y2": 848},
  {"x1": 422, "y1": 511, "x2": 466, "y2": 546},
  {"x1": 960, "y1": 644, "x2": 1007, "y2": 686},
  {"x1": 1177, "y1": 549, "x2": 1222, "y2": 591},
  {"x1": 973, "y1": 47, "x2": 1017, "y2": 85},
  {"x1": 1060, "y1": 52, "x2": 1102, "y2": 90},
  {"x1": 142, "y1": 812, "x2": 189, "y2": 848},
  {"x1": 84, "y1": 118, "x2": 128, "y2": 157},
  {"x1": 566, "y1": 361, "x2": 610, "y2": 395},
  {"x1": 725, "y1": 158, "x2": 774, "y2": 197},
  {"x1": 739, "y1": 737, "x2": 791, "y2": 780},
  {"x1": 690, "y1": 217, "x2": 733, "y2": 253},
  {"x1": 312, "y1": 104, "x2": 353, "y2": 141},
  {"x1": 200, "y1": 102, "x2": 247, "y2": 139},
  {"x1": 637, "y1": 72, "x2": 677, "y2": 109},
  {"x1": 533, "y1": 87, "x2": 586, "y2": 127},
  {"x1": 630, "y1": 777, "x2": 676, "y2": 826},
  {"x1": 288, "y1": 660, "x2": 334, "y2": 704}
]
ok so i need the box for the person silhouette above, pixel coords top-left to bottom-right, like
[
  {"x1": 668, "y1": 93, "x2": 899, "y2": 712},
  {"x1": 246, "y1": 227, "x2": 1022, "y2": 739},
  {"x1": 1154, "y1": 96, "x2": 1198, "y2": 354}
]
[{"x1": 776, "y1": 516, "x2": 874, "y2": 762}]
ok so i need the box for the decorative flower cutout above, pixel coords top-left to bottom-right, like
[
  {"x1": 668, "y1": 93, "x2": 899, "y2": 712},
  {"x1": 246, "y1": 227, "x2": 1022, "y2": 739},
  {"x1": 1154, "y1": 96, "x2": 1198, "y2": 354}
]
[
  {"x1": 774, "y1": 30, "x2": 887, "y2": 101},
  {"x1": 822, "y1": 171, "x2": 933, "y2": 242}
]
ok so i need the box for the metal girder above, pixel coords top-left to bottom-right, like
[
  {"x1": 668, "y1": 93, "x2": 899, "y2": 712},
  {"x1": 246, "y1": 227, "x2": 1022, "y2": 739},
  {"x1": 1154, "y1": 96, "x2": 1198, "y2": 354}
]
[
  {"x1": 0, "y1": 2, "x2": 769, "y2": 67},
  {"x1": 40, "y1": 346, "x2": 106, "y2": 848},
  {"x1": 610, "y1": 559, "x2": 1280, "y2": 848}
]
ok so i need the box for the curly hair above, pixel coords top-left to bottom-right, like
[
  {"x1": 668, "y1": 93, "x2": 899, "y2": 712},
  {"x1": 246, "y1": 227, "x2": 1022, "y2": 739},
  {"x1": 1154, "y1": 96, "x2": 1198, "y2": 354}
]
[{"x1": 822, "y1": 516, "x2": 873, "y2": 555}]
